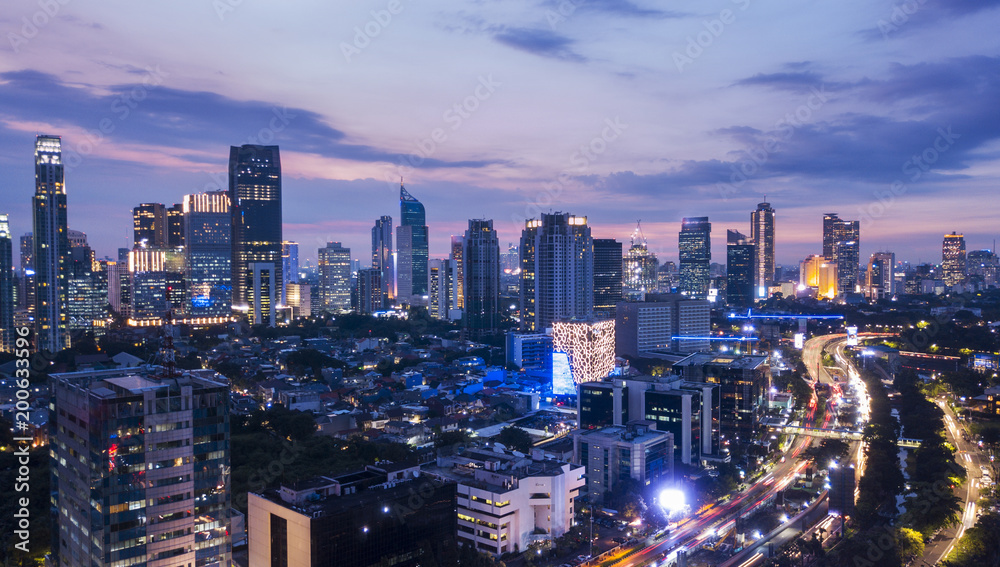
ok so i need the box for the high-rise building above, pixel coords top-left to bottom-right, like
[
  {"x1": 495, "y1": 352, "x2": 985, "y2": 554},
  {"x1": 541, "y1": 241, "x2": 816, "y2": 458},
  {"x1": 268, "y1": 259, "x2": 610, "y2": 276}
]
[
  {"x1": 451, "y1": 235, "x2": 464, "y2": 309},
  {"x1": 427, "y1": 258, "x2": 460, "y2": 321},
  {"x1": 229, "y1": 144, "x2": 282, "y2": 313},
  {"x1": 281, "y1": 241, "x2": 298, "y2": 305},
  {"x1": 0, "y1": 215, "x2": 13, "y2": 350},
  {"x1": 866, "y1": 252, "x2": 895, "y2": 300},
  {"x1": 32, "y1": 135, "x2": 70, "y2": 352},
  {"x1": 371, "y1": 215, "x2": 394, "y2": 303},
  {"x1": 106, "y1": 260, "x2": 124, "y2": 315},
  {"x1": 51, "y1": 368, "x2": 231, "y2": 567},
  {"x1": 396, "y1": 184, "x2": 429, "y2": 304},
  {"x1": 318, "y1": 242, "x2": 351, "y2": 312},
  {"x1": 285, "y1": 282, "x2": 311, "y2": 318},
  {"x1": 19, "y1": 233, "x2": 34, "y2": 314},
  {"x1": 800, "y1": 254, "x2": 838, "y2": 299},
  {"x1": 184, "y1": 191, "x2": 232, "y2": 319},
  {"x1": 593, "y1": 238, "x2": 623, "y2": 319},
  {"x1": 133, "y1": 202, "x2": 168, "y2": 248},
  {"x1": 678, "y1": 217, "x2": 711, "y2": 299},
  {"x1": 356, "y1": 268, "x2": 383, "y2": 314},
  {"x1": 822, "y1": 213, "x2": 860, "y2": 296},
  {"x1": 751, "y1": 202, "x2": 775, "y2": 298},
  {"x1": 623, "y1": 224, "x2": 658, "y2": 295},
  {"x1": 615, "y1": 294, "x2": 711, "y2": 355},
  {"x1": 166, "y1": 203, "x2": 185, "y2": 247},
  {"x1": 726, "y1": 229, "x2": 755, "y2": 308},
  {"x1": 942, "y1": 232, "x2": 967, "y2": 287},
  {"x1": 573, "y1": 421, "x2": 673, "y2": 502},
  {"x1": 67, "y1": 238, "x2": 107, "y2": 334},
  {"x1": 519, "y1": 213, "x2": 594, "y2": 331},
  {"x1": 129, "y1": 248, "x2": 185, "y2": 321},
  {"x1": 462, "y1": 218, "x2": 500, "y2": 337},
  {"x1": 968, "y1": 249, "x2": 998, "y2": 287},
  {"x1": 250, "y1": 262, "x2": 277, "y2": 326}
]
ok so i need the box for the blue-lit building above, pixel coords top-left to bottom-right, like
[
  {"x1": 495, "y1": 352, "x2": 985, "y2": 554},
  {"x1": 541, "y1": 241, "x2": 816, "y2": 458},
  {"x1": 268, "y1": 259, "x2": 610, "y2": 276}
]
[
  {"x1": 184, "y1": 191, "x2": 232, "y2": 319},
  {"x1": 572, "y1": 420, "x2": 673, "y2": 500},
  {"x1": 396, "y1": 184, "x2": 428, "y2": 304}
]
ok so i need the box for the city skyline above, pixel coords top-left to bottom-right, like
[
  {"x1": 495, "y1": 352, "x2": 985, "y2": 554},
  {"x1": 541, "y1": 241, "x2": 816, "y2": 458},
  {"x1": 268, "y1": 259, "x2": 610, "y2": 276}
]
[{"x1": 0, "y1": 2, "x2": 998, "y2": 265}]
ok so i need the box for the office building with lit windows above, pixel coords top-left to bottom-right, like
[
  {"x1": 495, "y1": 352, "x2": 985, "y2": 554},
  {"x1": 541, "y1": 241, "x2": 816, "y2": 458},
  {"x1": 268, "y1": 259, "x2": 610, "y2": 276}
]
[
  {"x1": 615, "y1": 294, "x2": 711, "y2": 355},
  {"x1": 229, "y1": 144, "x2": 282, "y2": 313},
  {"x1": 133, "y1": 203, "x2": 168, "y2": 248},
  {"x1": 33, "y1": 135, "x2": 70, "y2": 352},
  {"x1": 428, "y1": 258, "x2": 461, "y2": 321},
  {"x1": 50, "y1": 368, "x2": 231, "y2": 567},
  {"x1": 822, "y1": 213, "x2": 860, "y2": 296},
  {"x1": 519, "y1": 213, "x2": 594, "y2": 332},
  {"x1": 372, "y1": 216, "x2": 394, "y2": 303},
  {"x1": 250, "y1": 262, "x2": 277, "y2": 326},
  {"x1": 573, "y1": 420, "x2": 673, "y2": 500},
  {"x1": 800, "y1": 254, "x2": 838, "y2": 299},
  {"x1": 942, "y1": 232, "x2": 967, "y2": 287},
  {"x1": 593, "y1": 238, "x2": 623, "y2": 319},
  {"x1": 462, "y1": 219, "x2": 501, "y2": 337},
  {"x1": 726, "y1": 229, "x2": 755, "y2": 308},
  {"x1": 0, "y1": 214, "x2": 13, "y2": 350},
  {"x1": 678, "y1": 217, "x2": 711, "y2": 299},
  {"x1": 318, "y1": 242, "x2": 351, "y2": 312},
  {"x1": 751, "y1": 202, "x2": 775, "y2": 298},
  {"x1": 281, "y1": 241, "x2": 299, "y2": 306},
  {"x1": 249, "y1": 463, "x2": 456, "y2": 567},
  {"x1": 184, "y1": 192, "x2": 232, "y2": 319},
  {"x1": 866, "y1": 252, "x2": 895, "y2": 300}
]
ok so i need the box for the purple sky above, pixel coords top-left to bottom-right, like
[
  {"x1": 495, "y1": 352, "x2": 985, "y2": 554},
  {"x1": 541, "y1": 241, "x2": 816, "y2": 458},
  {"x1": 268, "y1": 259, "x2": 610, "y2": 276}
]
[{"x1": 1, "y1": 0, "x2": 999, "y2": 267}]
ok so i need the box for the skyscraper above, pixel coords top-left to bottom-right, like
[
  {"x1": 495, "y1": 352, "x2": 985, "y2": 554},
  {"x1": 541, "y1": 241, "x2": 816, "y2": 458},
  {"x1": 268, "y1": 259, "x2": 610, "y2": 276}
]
[
  {"x1": 66, "y1": 234, "x2": 107, "y2": 334},
  {"x1": 751, "y1": 202, "x2": 775, "y2": 298},
  {"x1": 519, "y1": 212, "x2": 594, "y2": 331},
  {"x1": 19, "y1": 233, "x2": 34, "y2": 314},
  {"x1": 822, "y1": 213, "x2": 860, "y2": 296},
  {"x1": 942, "y1": 232, "x2": 967, "y2": 287},
  {"x1": 51, "y1": 368, "x2": 232, "y2": 567},
  {"x1": 428, "y1": 258, "x2": 460, "y2": 321},
  {"x1": 726, "y1": 229, "x2": 755, "y2": 307},
  {"x1": 32, "y1": 135, "x2": 70, "y2": 352},
  {"x1": 593, "y1": 238, "x2": 623, "y2": 319},
  {"x1": 866, "y1": 252, "x2": 895, "y2": 300},
  {"x1": 678, "y1": 217, "x2": 711, "y2": 299},
  {"x1": 463, "y1": 218, "x2": 501, "y2": 337},
  {"x1": 623, "y1": 226, "x2": 658, "y2": 296},
  {"x1": 229, "y1": 144, "x2": 282, "y2": 313},
  {"x1": 396, "y1": 183, "x2": 428, "y2": 304},
  {"x1": 166, "y1": 203, "x2": 185, "y2": 247},
  {"x1": 318, "y1": 242, "x2": 351, "y2": 312},
  {"x1": 184, "y1": 191, "x2": 232, "y2": 319},
  {"x1": 250, "y1": 261, "x2": 277, "y2": 326},
  {"x1": 0, "y1": 215, "x2": 13, "y2": 350},
  {"x1": 133, "y1": 202, "x2": 168, "y2": 248},
  {"x1": 281, "y1": 241, "x2": 299, "y2": 305},
  {"x1": 371, "y1": 215, "x2": 394, "y2": 303},
  {"x1": 356, "y1": 268, "x2": 383, "y2": 314},
  {"x1": 451, "y1": 234, "x2": 465, "y2": 309}
]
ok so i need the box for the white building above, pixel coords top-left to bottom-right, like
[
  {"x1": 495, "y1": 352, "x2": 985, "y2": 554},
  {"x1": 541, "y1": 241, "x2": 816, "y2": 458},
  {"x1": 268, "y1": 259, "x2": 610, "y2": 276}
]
[
  {"x1": 427, "y1": 447, "x2": 585, "y2": 555},
  {"x1": 573, "y1": 420, "x2": 674, "y2": 500}
]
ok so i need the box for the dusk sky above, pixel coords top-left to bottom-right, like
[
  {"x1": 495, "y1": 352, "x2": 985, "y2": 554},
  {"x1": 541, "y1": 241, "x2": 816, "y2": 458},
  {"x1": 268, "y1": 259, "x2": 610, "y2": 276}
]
[{"x1": 2, "y1": 0, "x2": 999, "y2": 267}]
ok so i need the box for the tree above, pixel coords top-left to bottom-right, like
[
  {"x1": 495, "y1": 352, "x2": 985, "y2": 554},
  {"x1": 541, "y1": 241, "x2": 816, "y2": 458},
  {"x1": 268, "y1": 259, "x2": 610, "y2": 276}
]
[
  {"x1": 497, "y1": 426, "x2": 532, "y2": 453},
  {"x1": 895, "y1": 527, "x2": 925, "y2": 562}
]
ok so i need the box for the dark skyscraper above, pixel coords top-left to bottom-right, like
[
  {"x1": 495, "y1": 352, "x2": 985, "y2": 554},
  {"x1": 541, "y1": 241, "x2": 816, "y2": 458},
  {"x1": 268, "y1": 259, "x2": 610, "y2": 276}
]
[
  {"x1": 463, "y1": 219, "x2": 501, "y2": 338},
  {"x1": 371, "y1": 215, "x2": 394, "y2": 303},
  {"x1": 679, "y1": 217, "x2": 711, "y2": 299},
  {"x1": 396, "y1": 183, "x2": 428, "y2": 303},
  {"x1": 132, "y1": 202, "x2": 168, "y2": 248},
  {"x1": 726, "y1": 229, "x2": 755, "y2": 308},
  {"x1": 33, "y1": 135, "x2": 70, "y2": 352},
  {"x1": 593, "y1": 238, "x2": 623, "y2": 319},
  {"x1": 166, "y1": 203, "x2": 185, "y2": 247},
  {"x1": 519, "y1": 213, "x2": 594, "y2": 331},
  {"x1": 751, "y1": 201, "x2": 775, "y2": 298},
  {"x1": 228, "y1": 144, "x2": 282, "y2": 313},
  {"x1": 0, "y1": 215, "x2": 13, "y2": 350},
  {"x1": 823, "y1": 213, "x2": 860, "y2": 296}
]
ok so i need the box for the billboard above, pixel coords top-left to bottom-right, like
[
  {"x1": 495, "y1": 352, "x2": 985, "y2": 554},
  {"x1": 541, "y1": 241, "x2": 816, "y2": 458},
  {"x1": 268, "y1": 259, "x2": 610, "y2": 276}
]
[
  {"x1": 551, "y1": 351, "x2": 575, "y2": 395},
  {"x1": 846, "y1": 326, "x2": 858, "y2": 346},
  {"x1": 794, "y1": 333, "x2": 805, "y2": 349}
]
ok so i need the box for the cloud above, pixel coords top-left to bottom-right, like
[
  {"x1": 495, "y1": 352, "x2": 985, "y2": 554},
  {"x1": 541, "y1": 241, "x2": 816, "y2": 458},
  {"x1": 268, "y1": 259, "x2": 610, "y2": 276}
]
[
  {"x1": 0, "y1": 70, "x2": 506, "y2": 173},
  {"x1": 492, "y1": 27, "x2": 587, "y2": 61},
  {"x1": 860, "y1": 0, "x2": 1000, "y2": 41}
]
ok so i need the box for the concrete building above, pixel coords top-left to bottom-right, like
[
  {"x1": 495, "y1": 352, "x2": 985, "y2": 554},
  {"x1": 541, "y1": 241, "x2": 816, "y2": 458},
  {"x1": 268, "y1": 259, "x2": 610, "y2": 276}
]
[
  {"x1": 573, "y1": 420, "x2": 673, "y2": 500},
  {"x1": 426, "y1": 447, "x2": 585, "y2": 555},
  {"x1": 615, "y1": 293, "x2": 711, "y2": 355},
  {"x1": 506, "y1": 331, "x2": 553, "y2": 372},
  {"x1": 51, "y1": 368, "x2": 231, "y2": 567}
]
